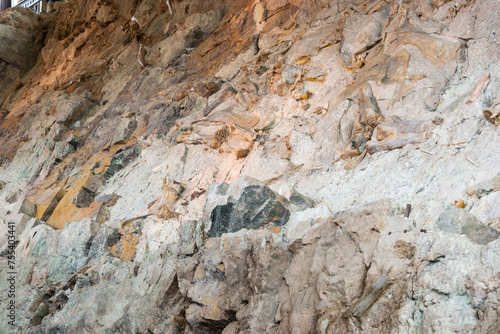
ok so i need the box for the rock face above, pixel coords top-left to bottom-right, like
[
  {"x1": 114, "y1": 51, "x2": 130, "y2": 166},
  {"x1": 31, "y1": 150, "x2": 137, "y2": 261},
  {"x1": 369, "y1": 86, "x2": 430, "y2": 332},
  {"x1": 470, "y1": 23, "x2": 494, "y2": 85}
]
[{"x1": 1, "y1": 0, "x2": 500, "y2": 333}]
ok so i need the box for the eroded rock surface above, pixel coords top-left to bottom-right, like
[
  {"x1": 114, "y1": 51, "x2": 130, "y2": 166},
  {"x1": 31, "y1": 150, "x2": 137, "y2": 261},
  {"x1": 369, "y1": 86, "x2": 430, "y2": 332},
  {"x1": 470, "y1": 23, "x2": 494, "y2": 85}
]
[{"x1": 1, "y1": 0, "x2": 500, "y2": 333}]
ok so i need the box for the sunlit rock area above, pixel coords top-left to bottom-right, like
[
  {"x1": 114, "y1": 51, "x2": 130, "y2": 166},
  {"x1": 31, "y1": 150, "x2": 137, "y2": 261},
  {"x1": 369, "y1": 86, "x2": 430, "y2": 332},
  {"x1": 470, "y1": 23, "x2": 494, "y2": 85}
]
[{"x1": 0, "y1": 0, "x2": 499, "y2": 333}]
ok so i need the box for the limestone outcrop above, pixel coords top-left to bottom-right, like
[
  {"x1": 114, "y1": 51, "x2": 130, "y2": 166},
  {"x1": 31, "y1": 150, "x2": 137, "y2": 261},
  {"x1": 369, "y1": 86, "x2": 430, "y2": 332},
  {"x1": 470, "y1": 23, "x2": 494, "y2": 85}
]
[{"x1": 1, "y1": 0, "x2": 500, "y2": 333}]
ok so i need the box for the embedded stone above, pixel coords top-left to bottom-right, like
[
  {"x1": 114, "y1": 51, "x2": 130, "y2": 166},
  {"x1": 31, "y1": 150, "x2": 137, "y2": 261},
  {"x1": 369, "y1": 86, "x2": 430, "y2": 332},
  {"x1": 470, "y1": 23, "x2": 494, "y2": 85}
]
[{"x1": 209, "y1": 185, "x2": 290, "y2": 237}]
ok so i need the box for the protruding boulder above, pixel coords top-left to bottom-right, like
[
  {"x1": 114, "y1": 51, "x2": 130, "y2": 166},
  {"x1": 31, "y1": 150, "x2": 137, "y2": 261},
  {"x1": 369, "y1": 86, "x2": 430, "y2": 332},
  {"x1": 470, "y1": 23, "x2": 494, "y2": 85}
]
[
  {"x1": 436, "y1": 206, "x2": 500, "y2": 245},
  {"x1": 110, "y1": 118, "x2": 137, "y2": 146},
  {"x1": 207, "y1": 183, "x2": 290, "y2": 238},
  {"x1": 19, "y1": 198, "x2": 36, "y2": 217},
  {"x1": 0, "y1": 7, "x2": 43, "y2": 71},
  {"x1": 74, "y1": 174, "x2": 103, "y2": 208},
  {"x1": 103, "y1": 143, "x2": 142, "y2": 180}
]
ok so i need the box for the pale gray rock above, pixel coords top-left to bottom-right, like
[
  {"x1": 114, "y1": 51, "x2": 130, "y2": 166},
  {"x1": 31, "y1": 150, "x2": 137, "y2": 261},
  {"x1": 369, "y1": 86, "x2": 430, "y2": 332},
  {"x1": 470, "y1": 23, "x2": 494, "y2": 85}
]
[
  {"x1": 18, "y1": 198, "x2": 36, "y2": 217},
  {"x1": 110, "y1": 118, "x2": 137, "y2": 146},
  {"x1": 436, "y1": 206, "x2": 500, "y2": 244}
]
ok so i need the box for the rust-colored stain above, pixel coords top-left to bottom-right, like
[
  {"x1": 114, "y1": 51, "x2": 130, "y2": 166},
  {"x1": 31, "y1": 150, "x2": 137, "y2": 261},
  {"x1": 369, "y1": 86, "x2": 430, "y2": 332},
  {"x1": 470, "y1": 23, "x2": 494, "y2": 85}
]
[
  {"x1": 28, "y1": 139, "x2": 137, "y2": 229},
  {"x1": 110, "y1": 231, "x2": 139, "y2": 262}
]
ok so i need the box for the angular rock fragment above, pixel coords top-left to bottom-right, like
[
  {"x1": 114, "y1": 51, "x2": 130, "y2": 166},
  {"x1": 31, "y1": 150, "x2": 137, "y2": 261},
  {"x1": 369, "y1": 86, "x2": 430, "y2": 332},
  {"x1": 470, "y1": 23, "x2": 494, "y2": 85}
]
[
  {"x1": 19, "y1": 198, "x2": 36, "y2": 217},
  {"x1": 103, "y1": 143, "x2": 141, "y2": 180},
  {"x1": 52, "y1": 141, "x2": 76, "y2": 163},
  {"x1": 67, "y1": 134, "x2": 82, "y2": 149},
  {"x1": 179, "y1": 220, "x2": 201, "y2": 256},
  {"x1": 110, "y1": 118, "x2": 137, "y2": 146},
  {"x1": 436, "y1": 206, "x2": 499, "y2": 245},
  {"x1": 74, "y1": 174, "x2": 104, "y2": 208},
  {"x1": 289, "y1": 189, "x2": 315, "y2": 210},
  {"x1": 73, "y1": 188, "x2": 94, "y2": 208},
  {"x1": 40, "y1": 189, "x2": 67, "y2": 222},
  {"x1": 209, "y1": 185, "x2": 290, "y2": 237}
]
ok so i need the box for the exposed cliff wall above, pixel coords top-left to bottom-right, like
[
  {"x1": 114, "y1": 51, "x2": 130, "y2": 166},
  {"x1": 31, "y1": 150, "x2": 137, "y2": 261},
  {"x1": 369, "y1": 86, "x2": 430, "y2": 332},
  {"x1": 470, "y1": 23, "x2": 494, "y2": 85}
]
[{"x1": 0, "y1": 0, "x2": 499, "y2": 333}]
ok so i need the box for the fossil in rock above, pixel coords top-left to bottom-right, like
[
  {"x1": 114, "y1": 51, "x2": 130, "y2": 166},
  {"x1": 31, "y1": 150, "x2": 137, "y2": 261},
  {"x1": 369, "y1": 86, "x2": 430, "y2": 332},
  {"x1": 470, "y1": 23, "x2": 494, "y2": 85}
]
[
  {"x1": 339, "y1": 5, "x2": 390, "y2": 70},
  {"x1": 467, "y1": 175, "x2": 500, "y2": 198},
  {"x1": 340, "y1": 83, "x2": 384, "y2": 160},
  {"x1": 451, "y1": 198, "x2": 466, "y2": 208},
  {"x1": 375, "y1": 116, "x2": 435, "y2": 142},
  {"x1": 151, "y1": 179, "x2": 185, "y2": 219},
  {"x1": 483, "y1": 96, "x2": 500, "y2": 125},
  {"x1": 210, "y1": 126, "x2": 231, "y2": 149},
  {"x1": 350, "y1": 273, "x2": 390, "y2": 319},
  {"x1": 295, "y1": 55, "x2": 311, "y2": 66},
  {"x1": 467, "y1": 73, "x2": 489, "y2": 104},
  {"x1": 367, "y1": 116, "x2": 436, "y2": 155},
  {"x1": 235, "y1": 78, "x2": 260, "y2": 110}
]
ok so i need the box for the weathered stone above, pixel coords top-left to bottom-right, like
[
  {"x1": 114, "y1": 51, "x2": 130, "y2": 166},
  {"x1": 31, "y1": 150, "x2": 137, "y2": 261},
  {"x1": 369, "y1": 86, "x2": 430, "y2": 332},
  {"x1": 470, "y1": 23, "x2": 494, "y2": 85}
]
[
  {"x1": 19, "y1": 198, "x2": 36, "y2": 217},
  {"x1": 103, "y1": 143, "x2": 141, "y2": 180},
  {"x1": 436, "y1": 206, "x2": 499, "y2": 245},
  {"x1": 289, "y1": 189, "x2": 315, "y2": 210},
  {"x1": 209, "y1": 185, "x2": 290, "y2": 237},
  {"x1": 73, "y1": 187, "x2": 94, "y2": 208},
  {"x1": 1, "y1": 0, "x2": 500, "y2": 333},
  {"x1": 53, "y1": 141, "x2": 76, "y2": 162},
  {"x1": 110, "y1": 118, "x2": 137, "y2": 146},
  {"x1": 0, "y1": 7, "x2": 42, "y2": 71},
  {"x1": 467, "y1": 174, "x2": 500, "y2": 198},
  {"x1": 67, "y1": 134, "x2": 81, "y2": 149}
]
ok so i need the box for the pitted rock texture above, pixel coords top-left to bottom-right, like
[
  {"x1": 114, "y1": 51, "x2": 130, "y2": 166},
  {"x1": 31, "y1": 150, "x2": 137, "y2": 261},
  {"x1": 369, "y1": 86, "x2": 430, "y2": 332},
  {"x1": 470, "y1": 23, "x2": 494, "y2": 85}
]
[{"x1": 1, "y1": 0, "x2": 500, "y2": 333}]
